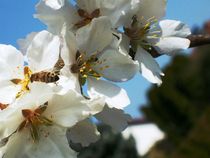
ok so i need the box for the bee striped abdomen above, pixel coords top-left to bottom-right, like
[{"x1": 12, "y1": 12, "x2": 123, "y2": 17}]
[{"x1": 30, "y1": 72, "x2": 59, "y2": 83}]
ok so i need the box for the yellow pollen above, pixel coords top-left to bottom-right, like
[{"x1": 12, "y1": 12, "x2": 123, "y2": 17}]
[
  {"x1": 72, "y1": 52, "x2": 110, "y2": 84},
  {"x1": 125, "y1": 16, "x2": 160, "y2": 41},
  {"x1": 124, "y1": 16, "x2": 161, "y2": 52},
  {"x1": 83, "y1": 75, "x2": 88, "y2": 78},
  {"x1": 16, "y1": 66, "x2": 32, "y2": 98}
]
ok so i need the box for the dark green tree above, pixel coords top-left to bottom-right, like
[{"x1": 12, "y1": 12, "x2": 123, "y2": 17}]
[{"x1": 172, "y1": 107, "x2": 210, "y2": 158}]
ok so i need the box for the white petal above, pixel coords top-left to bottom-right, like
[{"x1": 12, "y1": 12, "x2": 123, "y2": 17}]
[
  {"x1": 96, "y1": 105, "x2": 132, "y2": 132},
  {"x1": 16, "y1": 82, "x2": 54, "y2": 106},
  {"x1": 155, "y1": 37, "x2": 191, "y2": 55},
  {"x1": 77, "y1": 0, "x2": 101, "y2": 13},
  {"x1": 45, "y1": 0, "x2": 65, "y2": 9},
  {"x1": 53, "y1": 75, "x2": 81, "y2": 95},
  {"x1": 100, "y1": 0, "x2": 135, "y2": 27},
  {"x1": 60, "y1": 26, "x2": 78, "y2": 66},
  {"x1": 67, "y1": 119, "x2": 100, "y2": 147},
  {"x1": 159, "y1": 20, "x2": 191, "y2": 37},
  {"x1": 87, "y1": 97, "x2": 106, "y2": 115},
  {"x1": 152, "y1": 20, "x2": 191, "y2": 54},
  {"x1": 136, "y1": 0, "x2": 166, "y2": 21},
  {"x1": 0, "y1": 147, "x2": 5, "y2": 157},
  {"x1": 2, "y1": 130, "x2": 30, "y2": 158},
  {"x1": 87, "y1": 78, "x2": 130, "y2": 109},
  {"x1": 0, "y1": 107, "x2": 23, "y2": 142},
  {"x1": 35, "y1": 0, "x2": 78, "y2": 34},
  {"x1": 95, "y1": 49, "x2": 139, "y2": 82},
  {"x1": 86, "y1": 96, "x2": 105, "y2": 115},
  {"x1": 0, "y1": 44, "x2": 24, "y2": 80},
  {"x1": 44, "y1": 91, "x2": 90, "y2": 127},
  {"x1": 76, "y1": 17, "x2": 113, "y2": 57},
  {"x1": 30, "y1": 126, "x2": 77, "y2": 158},
  {"x1": 17, "y1": 32, "x2": 38, "y2": 55},
  {"x1": 0, "y1": 81, "x2": 20, "y2": 104},
  {"x1": 27, "y1": 30, "x2": 60, "y2": 72},
  {"x1": 120, "y1": 34, "x2": 130, "y2": 53},
  {"x1": 3, "y1": 126, "x2": 77, "y2": 158},
  {"x1": 135, "y1": 47, "x2": 163, "y2": 85},
  {"x1": 108, "y1": 31, "x2": 122, "y2": 49}
]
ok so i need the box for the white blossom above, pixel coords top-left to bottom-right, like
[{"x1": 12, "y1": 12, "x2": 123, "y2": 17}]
[
  {"x1": 121, "y1": 0, "x2": 191, "y2": 85},
  {"x1": 35, "y1": 0, "x2": 139, "y2": 34},
  {"x1": 0, "y1": 90, "x2": 104, "y2": 158},
  {"x1": 61, "y1": 17, "x2": 138, "y2": 109}
]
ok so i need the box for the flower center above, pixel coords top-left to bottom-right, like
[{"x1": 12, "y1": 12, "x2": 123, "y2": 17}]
[
  {"x1": 18, "y1": 104, "x2": 53, "y2": 142},
  {"x1": 11, "y1": 66, "x2": 32, "y2": 99},
  {"x1": 124, "y1": 16, "x2": 158, "y2": 40},
  {"x1": 75, "y1": 8, "x2": 101, "y2": 29},
  {"x1": 124, "y1": 16, "x2": 160, "y2": 51},
  {"x1": 71, "y1": 52, "x2": 109, "y2": 86}
]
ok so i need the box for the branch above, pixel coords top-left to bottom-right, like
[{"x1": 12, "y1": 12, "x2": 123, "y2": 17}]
[
  {"x1": 128, "y1": 118, "x2": 151, "y2": 126},
  {"x1": 150, "y1": 34, "x2": 210, "y2": 58},
  {"x1": 188, "y1": 34, "x2": 210, "y2": 47}
]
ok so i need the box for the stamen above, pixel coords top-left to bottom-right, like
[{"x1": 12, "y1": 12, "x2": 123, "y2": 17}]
[
  {"x1": 10, "y1": 66, "x2": 32, "y2": 99},
  {"x1": 16, "y1": 67, "x2": 32, "y2": 98},
  {"x1": 71, "y1": 51, "x2": 109, "y2": 85},
  {"x1": 18, "y1": 105, "x2": 53, "y2": 142},
  {"x1": 125, "y1": 16, "x2": 161, "y2": 49},
  {"x1": 75, "y1": 9, "x2": 101, "y2": 29}
]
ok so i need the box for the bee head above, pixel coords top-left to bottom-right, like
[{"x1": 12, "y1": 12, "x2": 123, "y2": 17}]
[{"x1": 54, "y1": 74, "x2": 59, "y2": 82}]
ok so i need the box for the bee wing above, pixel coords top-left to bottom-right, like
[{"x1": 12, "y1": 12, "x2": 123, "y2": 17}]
[
  {"x1": 52, "y1": 56, "x2": 65, "y2": 75},
  {"x1": 52, "y1": 40, "x2": 65, "y2": 75},
  {"x1": 31, "y1": 56, "x2": 64, "y2": 75}
]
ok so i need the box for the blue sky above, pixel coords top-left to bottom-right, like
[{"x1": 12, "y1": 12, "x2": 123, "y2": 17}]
[{"x1": 0, "y1": 0, "x2": 210, "y2": 117}]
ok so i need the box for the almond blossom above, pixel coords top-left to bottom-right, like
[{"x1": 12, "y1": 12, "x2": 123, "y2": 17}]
[
  {"x1": 0, "y1": 90, "x2": 104, "y2": 158},
  {"x1": 121, "y1": 0, "x2": 191, "y2": 85},
  {"x1": 35, "y1": 0, "x2": 191, "y2": 86},
  {"x1": 61, "y1": 17, "x2": 139, "y2": 109},
  {"x1": 34, "y1": 0, "x2": 138, "y2": 34},
  {"x1": 58, "y1": 17, "x2": 137, "y2": 142}
]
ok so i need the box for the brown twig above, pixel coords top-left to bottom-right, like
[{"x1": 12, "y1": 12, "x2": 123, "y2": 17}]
[
  {"x1": 188, "y1": 34, "x2": 210, "y2": 47},
  {"x1": 150, "y1": 34, "x2": 210, "y2": 58},
  {"x1": 128, "y1": 118, "x2": 151, "y2": 126}
]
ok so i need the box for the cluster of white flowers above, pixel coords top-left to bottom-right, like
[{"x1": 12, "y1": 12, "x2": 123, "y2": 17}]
[{"x1": 0, "y1": 0, "x2": 191, "y2": 157}]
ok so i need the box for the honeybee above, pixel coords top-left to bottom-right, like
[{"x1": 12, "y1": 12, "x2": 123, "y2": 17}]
[
  {"x1": 30, "y1": 71, "x2": 59, "y2": 83},
  {"x1": 30, "y1": 56, "x2": 65, "y2": 83}
]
